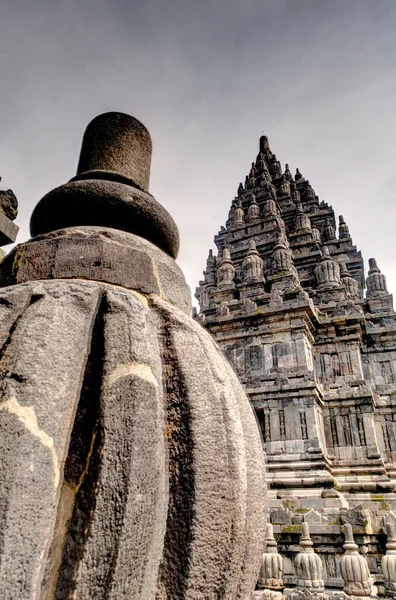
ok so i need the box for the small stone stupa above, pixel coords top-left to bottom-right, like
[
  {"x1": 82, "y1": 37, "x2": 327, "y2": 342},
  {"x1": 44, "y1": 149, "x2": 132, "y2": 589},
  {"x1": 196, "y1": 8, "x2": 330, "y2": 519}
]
[{"x1": 0, "y1": 112, "x2": 266, "y2": 600}]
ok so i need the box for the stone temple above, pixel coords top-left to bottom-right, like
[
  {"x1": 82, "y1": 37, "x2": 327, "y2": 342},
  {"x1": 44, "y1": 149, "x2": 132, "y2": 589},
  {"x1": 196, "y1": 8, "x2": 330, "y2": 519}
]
[{"x1": 195, "y1": 134, "x2": 396, "y2": 594}]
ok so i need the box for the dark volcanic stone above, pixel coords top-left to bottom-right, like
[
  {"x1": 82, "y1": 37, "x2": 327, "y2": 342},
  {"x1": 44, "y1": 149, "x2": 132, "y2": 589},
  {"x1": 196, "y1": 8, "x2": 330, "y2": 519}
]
[
  {"x1": 0, "y1": 210, "x2": 19, "y2": 246},
  {"x1": 29, "y1": 179, "x2": 180, "y2": 258},
  {"x1": 0, "y1": 279, "x2": 266, "y2": 599},
  {"x1": 76, "y1": 112, "x2": 152, "y2": 192},
  {"x1": 29, "y1": 112, "x2": 180, "y2": 258},
  {"x1": 0, "y1": 226, "x2": 191, "y2": 314},
  {"x1": 0, "y1": 189, "x2": 18, "y2": 221}
]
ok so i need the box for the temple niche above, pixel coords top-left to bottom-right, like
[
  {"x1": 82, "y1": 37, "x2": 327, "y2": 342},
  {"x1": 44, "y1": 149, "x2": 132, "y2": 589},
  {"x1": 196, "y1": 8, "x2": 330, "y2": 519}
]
[{"x1": 195, "y1": 133, "x2": 396, "y2": 598}]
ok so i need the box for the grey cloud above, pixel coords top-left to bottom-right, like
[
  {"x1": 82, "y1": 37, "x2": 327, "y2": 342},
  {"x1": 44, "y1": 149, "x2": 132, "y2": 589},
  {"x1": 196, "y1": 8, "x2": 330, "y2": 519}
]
[{"x1": 0, "y1": 0, "x2": 395, "y2": 301}]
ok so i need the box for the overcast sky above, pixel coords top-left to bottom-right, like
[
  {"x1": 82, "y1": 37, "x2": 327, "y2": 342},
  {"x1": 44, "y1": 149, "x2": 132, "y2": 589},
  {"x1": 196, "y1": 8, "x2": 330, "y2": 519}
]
[{"x1": 0, "y1": 0, "x2": 395, "y2": 304}]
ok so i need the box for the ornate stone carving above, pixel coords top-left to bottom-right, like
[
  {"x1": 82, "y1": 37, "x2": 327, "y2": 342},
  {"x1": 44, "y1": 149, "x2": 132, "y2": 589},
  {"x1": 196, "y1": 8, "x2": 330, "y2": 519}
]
[
  {"x1": 322, "y1": 219, "x2": 337, "y2": 242},
  {"x1": 271, "y1": 154, "x2": 282, "y2": 178},
  {"x1": 243, "y1": 297, "x2": 258, "y2": 313},
  {"x1": 272, "y1": 235, "x2": 293, "y2": 273},
  {"x1": 295, "y1": 202, "x2": 312, "y2": 232},
  {"x1": 196, "y1": 129, "x2": 396, "y2": 597},
  {"x1": 315, "y1": 247, "x2": 341, "y2": 288},
  {"x1": 284, "y1": 163, "x2": 293, "y2": 182},
  {"x1": 0, "y1": 112, "x2": 268, "y2": 599},
  {"x1": 305, "y1": 183, "x2": 316, "y2": 199},
  {"x1": 243, "y1": 240, "x2": 264, "y2": 284},
  {"x1": 279, "y1": 178, "x2": 291, "y2": 198},
  {"x1": 217, "y1": 247, "x2": 235, "y2": 288},
  {"x1": 340, "y1": 263, "x2": 360, "y2": 299},
  {"x1": 339, "y1": 215, "x2": 351, "y2": 239},
  {"x1": 258, "y1": 523, "x2": 284, "y2": 591},
  {"x1": 339, "y1": 524, "x2": 374, "y2": 597},
  {"x1": 291, "y1": 183, "x2": 301, "y2": 204},
  {"x1": 217, "y1": 300, "x2": 231, "y2": 317},
  {"x1": 294, "y1": 522, "x2": 324, "y2": 592},
  {"x1": 234, "y1": 198, "x2": 245, "y2": 228},
  {"x1": 260, "y1": 135, "x2": 271, "y2": 153},
  {"x1": 248, "y1": 194, "x2": 261, "y2": 222},
  {"x1": 366, "y1": 258, "x2": 388, "y2": 297},
  {"x1": 312, "y1": 228, "x2": 321, "y2": 244},
  {"x1": 382, "y1": 522, "x2": 396, "y2": 598}
]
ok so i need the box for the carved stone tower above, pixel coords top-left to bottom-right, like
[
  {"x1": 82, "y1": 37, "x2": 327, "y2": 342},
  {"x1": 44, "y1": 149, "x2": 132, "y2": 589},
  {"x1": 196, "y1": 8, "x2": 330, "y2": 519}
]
[{"x1": 196, "y1": 134, "x2": 396, "y2": 591}]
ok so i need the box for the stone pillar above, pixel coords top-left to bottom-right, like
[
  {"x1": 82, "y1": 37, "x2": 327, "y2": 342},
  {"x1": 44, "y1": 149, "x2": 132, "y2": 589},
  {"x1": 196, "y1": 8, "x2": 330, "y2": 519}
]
[{"x1": 0, "y1": 112, "x2": 267, "y2": 600}]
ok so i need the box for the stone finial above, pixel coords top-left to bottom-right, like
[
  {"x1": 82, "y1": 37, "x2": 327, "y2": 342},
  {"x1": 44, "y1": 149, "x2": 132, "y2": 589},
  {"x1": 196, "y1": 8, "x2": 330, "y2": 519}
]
[
  {"x1": 256, "y1": 152, "x2": 265, "y2": 169},
  {"x1": 258, "y1": 523, "x2": 284, "y2": 590},
  {"x1": 76, "y1": 112, "x2": 151, "y2": 191},
  {"x1": 366, "y1": 258, "x2": 388, "y2": 297},
  {"x1": 295, "y1": 168, "x2": 303, "y2": 181},
  {"x1": 271, "y1": 155, "x2": 282, "y2": 178},
  {"x1": 204, "y1": 249, "x2": 216, "y2": 286},
  {"x1": 217, "y1": 247, "x2": 236, "y2": 289},
  {"x1": 243, "y1": 240, "x2": 264, "y2": 284},
  {"x1": 312, "y1": 228, "x2": 321, "y2": 244},
  {"x1": 305, "y1": 183, "x2": 316, "y2": 199},
  {"x1": 30, "y1": 112, "x2": 180, "y2": 258},
  {"x1": 260, "y1": 135, "x2": 271, "y2": 153},
  {"x1": 340, "y1": 262, "x2": 360, "y2": 298},
  {"x1": 279, "y1": 178, "x2": 291, "y2": 198},
  {"x1": 294, "y1": 522, "x2": 324, "y2": 592},
  {"x1": 238, "y1": 182, "x2": 244, "y2": 196},
  {"x1": 294, "y1": 202, "x2": 311, "y2": 232},
  {"x1": 284, "y1": 164, "x2": 293, "y2": 182},
  {"x1": 263, "y1": 196, "x2": 278, "y2": 219},
  {"x1": 272, "y1": 234, "x2": 293, "y2": 272},
  {"x1": 315, "y1": 247, "x2": 341, "y2": 288},
  {"x1": 291, "y1": 184, "x2": 300, "y2": 204},
  {"x1": 247, "y1": 195, "x2": 261, "y2": 222},
  {"x1": 339, "y1": 215, "x2": 351, "y2": 240},
  {"x1": 382, "y1": 522, "x2": 396, "y2": 597},
  {"x1": 233, "y1": 199, "x2": 245, "y2": 228},
  {"x1": 340, "y1": 523, "x2": 373, "y2": 597},
  {"x1": 322, "y1": 219, "x2": 337, "y2": 242}
]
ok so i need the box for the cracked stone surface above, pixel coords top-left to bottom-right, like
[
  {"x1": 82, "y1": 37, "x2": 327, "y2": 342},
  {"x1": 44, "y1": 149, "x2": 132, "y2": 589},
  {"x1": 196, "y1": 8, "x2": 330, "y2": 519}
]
[{"x1": 0, "y1": 278, "x2": 266, "y2": 600}]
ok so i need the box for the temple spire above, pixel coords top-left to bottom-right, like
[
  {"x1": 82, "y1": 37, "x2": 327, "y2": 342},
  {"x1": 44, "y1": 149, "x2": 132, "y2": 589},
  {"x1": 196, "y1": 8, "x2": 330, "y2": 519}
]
[
  {"x1": 366, "y1": 258, "x2": 388, "y2": 297},
  {"x1": 338, "y1": 215, "x2": 351, "y2": 239}
]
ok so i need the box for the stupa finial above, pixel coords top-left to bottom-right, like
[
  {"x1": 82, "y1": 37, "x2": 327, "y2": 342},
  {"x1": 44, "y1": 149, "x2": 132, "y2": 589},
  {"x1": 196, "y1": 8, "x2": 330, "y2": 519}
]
[{"x1": 30, "y1": 112, "x2": 179, "y2": 258}]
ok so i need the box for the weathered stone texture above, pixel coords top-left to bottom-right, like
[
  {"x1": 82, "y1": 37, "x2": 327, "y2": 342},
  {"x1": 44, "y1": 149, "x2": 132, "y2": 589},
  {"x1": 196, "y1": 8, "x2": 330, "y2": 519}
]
[
  {"x1": 0, "y1": 226, "x2": 191, "y2": 315},
  {"x1": 30, "y1": 179, "x2": 180, "y2": 258},
  {"x1": 76, "y1": 111, "x2": 152, "y2": 192},
  {"x1": 195, "y1": 133, "x2": 396, "y2": 591},
  {"x1": 0, "y1": 111, "x2": 267, "y2": 599},
  {"x1": 0, "y1": 279, "x2": 266, "y2": 600}
]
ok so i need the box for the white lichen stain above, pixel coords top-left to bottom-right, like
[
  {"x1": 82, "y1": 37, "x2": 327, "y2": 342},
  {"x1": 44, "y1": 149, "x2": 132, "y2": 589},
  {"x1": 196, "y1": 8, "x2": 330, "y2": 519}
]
[
  {"x1": 0, "y1": 396, "x2": 59, "y2": 488},
  {"x1": 106, "y1": 362, "x2": 159, "y2": 389},
  {"x1": 151, "y1": 258, "x2": 166, "y2": 299},
  {"x1": 129, "y1": 289, "x2": 149, "y2": 308}
]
